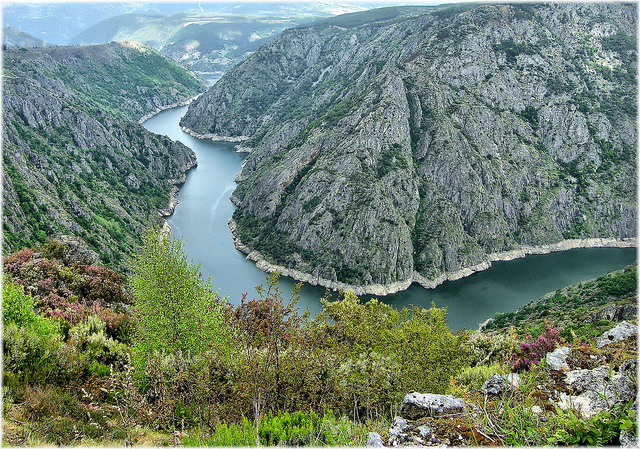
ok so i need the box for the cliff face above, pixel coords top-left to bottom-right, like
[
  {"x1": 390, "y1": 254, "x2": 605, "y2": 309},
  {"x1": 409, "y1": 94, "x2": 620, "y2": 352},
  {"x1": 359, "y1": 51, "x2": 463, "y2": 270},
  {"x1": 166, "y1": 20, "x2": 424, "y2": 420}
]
[
  {"x1": 2, "y1": 42, "x2": 204, "y2": 267},
  {"x1": 182, "y1": 3, "x2": 637, "y2": 292}
]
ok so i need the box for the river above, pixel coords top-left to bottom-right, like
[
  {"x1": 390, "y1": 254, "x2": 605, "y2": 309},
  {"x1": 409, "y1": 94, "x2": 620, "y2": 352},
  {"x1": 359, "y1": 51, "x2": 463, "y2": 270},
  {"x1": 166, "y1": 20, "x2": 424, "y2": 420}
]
[{"x1": 143, "y1": 103, "x2": 636, "y2": 331}]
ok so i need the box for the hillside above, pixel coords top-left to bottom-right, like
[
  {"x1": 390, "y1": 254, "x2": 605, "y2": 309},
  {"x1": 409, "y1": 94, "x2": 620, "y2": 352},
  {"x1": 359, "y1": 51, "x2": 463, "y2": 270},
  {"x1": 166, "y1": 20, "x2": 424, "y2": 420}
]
[
  {"x1": 67, "y1": 12, "x2": 327, "y2": 74},
  {"x1": 2, "y1": 42, "x2": 206, "y2": 268},
  {"x1": 181, "y1": 3, "x2": 637, "y2": 294},
  {"x1": 2, "y1": 26, "x2": 46, "y2": 48}
]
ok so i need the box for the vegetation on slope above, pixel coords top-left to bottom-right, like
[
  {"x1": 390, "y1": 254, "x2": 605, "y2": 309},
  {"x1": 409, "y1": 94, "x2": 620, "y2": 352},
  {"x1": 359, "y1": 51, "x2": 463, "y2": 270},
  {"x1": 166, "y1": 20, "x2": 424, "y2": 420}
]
[
  {"x1": 2, "y1": 235, "x2": 637, "y2": 446},
  {"x1": 2, "y1": 43, "x2": 205, "y2": 268},
  {"x1": 484, "y1": 264, "x2": 638, "y2": 340}
]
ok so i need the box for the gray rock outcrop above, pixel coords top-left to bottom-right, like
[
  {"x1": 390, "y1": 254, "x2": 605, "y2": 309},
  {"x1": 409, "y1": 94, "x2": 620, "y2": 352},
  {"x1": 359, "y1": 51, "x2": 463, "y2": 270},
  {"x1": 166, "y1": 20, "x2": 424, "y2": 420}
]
[
  {"x1": 365, "y1": 432, "x2": 384, "y2": 447},
  {"x1": 481, "y1": 374, "x2": 507, "y2": 396},
  {"x1": 546, "y1": 346, "x2": 572, "y2": 371},
  {"x1": 399, "y1": 392, "x2": 466, "y2": 420},
  {"x1": 557, "y1": 362, "x2": 636, "y2": 418},
  {"x1": 2, "y1": 43, "x2": 202, "y2": 262},
  {"x1": 596, "y1": 321, "x2": 638, "y2": 347}
]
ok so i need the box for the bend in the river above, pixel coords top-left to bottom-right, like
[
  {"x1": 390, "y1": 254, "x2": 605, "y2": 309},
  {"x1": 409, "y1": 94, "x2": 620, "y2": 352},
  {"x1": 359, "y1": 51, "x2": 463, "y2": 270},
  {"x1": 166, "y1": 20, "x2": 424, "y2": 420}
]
[{"x1": 143, "y1": 102, "x2": 637, "y2": 331}]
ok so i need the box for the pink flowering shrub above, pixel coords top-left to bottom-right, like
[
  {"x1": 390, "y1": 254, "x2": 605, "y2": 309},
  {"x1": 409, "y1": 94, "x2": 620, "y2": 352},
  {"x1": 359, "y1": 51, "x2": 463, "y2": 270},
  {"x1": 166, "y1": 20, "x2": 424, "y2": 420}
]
[
  {"x1": 3, "y1": 243, "x2": 133, "y2": 341},
  {"x1": 511, "y1": 324, "x2": 563, "y2": 372}
]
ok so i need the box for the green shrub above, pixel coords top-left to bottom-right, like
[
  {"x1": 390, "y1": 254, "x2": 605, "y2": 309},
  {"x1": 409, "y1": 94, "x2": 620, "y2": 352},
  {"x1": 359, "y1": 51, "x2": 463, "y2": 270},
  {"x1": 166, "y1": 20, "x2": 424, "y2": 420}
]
[
  {"x1": 130, "y1": 228, "x2": 230, "y2": 371},
  {"x1": 3, "y1": 323, "x2": 62, "y2": 385},
  {"x1": 550, "y1": 402, "x2": 637, "y2": 446},
  {"x1": 2, "y1": 280, "x2": 58, "y2": 336},
  {"x1": 454, "y1": 362, "x2": 504, "y2": 390},
  {"x1": 67, "y1": 315, "x2": 130, "y2": 370},
  {"x1": 464, "y1": 332, "x2": 513, "y2": 367},
  {"x1": 258, "y1": 410, "x2": 365, "y2": 446},
  {"x1": 183, "y1": 418, "x2": 257, "y2": 446}
]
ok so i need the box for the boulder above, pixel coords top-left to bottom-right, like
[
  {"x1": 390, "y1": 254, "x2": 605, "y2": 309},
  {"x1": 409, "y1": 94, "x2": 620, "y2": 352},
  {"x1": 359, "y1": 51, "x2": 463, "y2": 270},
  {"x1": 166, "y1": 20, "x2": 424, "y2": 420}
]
[
  {"x1": 481, "y1": 374, "x2": 507, "y2": 396},
  {"x1": 596, "y1": 321, "x2": 637, "y2": 347},
  {"x1": 546, "y1": 346, "x2": 572, "y2": 371},
  {"x1": 505, "y1": 373, "x2": 521, "y2": 391},
  {"x1": 399, "y1": 393, "x2": 466, "y2": 420},
  {"x1": 557, "y1": 365, "x2": 636, "y2": 418},
  {"x1": 387, "y1": 417, "x2": 410, "y2": 446},
  {"x1": 365, "y1": 432, "x2": 384, "y2": 447},
  {"x1": 54, "y1": 235, "x2": 99, "y2": 264}
]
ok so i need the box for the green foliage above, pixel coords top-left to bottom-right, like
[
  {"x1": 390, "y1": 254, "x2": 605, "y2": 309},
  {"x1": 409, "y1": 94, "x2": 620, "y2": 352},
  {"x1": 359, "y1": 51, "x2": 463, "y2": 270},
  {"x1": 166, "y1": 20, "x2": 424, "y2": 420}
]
[
  {"x1": 550, "y1": 402, "x2": 637, "y2": 446},
  {"x1": 2, "y1": 280, "x2": 58, "y2": 337},
  {"x1": 184, "y1": 418, "x2": 257, "y2": 446},
  {"x1": 454, "y1": 362, "x2": 504, "y2": 391},
  {"x1": 130, "y1": 228, "x2": 229, "y2": 364},
  {"x1": 493, "y1": 38, "x2": 536, "y2": 64},
  {"x1": 601, "y1": 31, "x2": 634, "y2": 55},
  {"x1": 258, "y1": 410, "x2": 365, "y2": 446},
  {"x1": 3, "y1": 323, "x2": 62, "y2": 386},
  {"x1": 67, "y1": 315, "x2": 130, "y2": 370},
  {"x1": 311, "y1": 292, "x2": 469, "y2": 417},
  {"x1": 518, "y1": 105, "x2": 539, "y2": 132},
  {"x1": 376, "y1": 143, "x2": 409, "y2": 178},
  {"x1": 463, "y1": 332, "x2": 513, "y2": 367}
]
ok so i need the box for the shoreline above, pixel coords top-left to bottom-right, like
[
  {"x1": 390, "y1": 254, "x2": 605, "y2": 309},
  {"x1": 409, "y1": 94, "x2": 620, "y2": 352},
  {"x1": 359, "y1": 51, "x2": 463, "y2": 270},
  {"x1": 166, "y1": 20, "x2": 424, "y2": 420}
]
[
  {"x1": 138, "y1": 95, "x2": 203, "y2": 223},
  {"x1": 180, "y1": 127, "x2": 250, "y2": 144},
  {"x1": 228, "y1": 216, "x2": 637, "y2": 296},
  {"x1": 137, "y1": 92, "x2": 205, "y2": 124}
]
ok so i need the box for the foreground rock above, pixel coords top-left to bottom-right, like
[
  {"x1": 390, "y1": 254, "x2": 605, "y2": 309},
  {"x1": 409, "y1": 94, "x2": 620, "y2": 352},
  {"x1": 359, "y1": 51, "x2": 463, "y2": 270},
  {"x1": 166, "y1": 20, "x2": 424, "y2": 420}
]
[
  {"x1": 546, "y1": 346, "x2": 572, "y2": 371},
  {"x1": 400, "y1": 393, "x2": 467, "y2": 420},
  {"x1": 597, "y1": 321, "x2": 638, "y2": 347},
  {"x1": 376, "y1": 323, "x2": 637, "y2": 446}
]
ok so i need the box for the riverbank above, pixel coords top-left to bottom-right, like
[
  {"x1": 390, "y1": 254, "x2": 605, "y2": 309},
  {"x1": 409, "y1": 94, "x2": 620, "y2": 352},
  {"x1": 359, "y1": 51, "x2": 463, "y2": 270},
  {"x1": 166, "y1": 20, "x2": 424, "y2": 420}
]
[
  {"x1": 229, "y1": 216, "x2": 637, "y2": 296},
  {"x1": 137, "y1": 92, "x2": 205, "y2": 124},
  {"x1": 140, "y1": 96, "x2": 204, "y2": 225},
  {"x1": 180, "y1": 127, "x2": 249, "y2": 144}
]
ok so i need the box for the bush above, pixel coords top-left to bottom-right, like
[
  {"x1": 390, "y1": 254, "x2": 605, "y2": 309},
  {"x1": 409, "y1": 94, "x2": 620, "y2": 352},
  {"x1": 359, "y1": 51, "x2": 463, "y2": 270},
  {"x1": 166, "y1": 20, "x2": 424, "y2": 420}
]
[
  {"x1": 454, "y1": 362, "x2": 504, "y2": 390},
  {"x1": 66, "y1": 315, "x2": 130, "y2": 370},
  {"x1": 184, "y1": 418, "x2": 257, "y2": 446},
  {"x1": 258, "y1": 410, "x2": 365, "y2": 446},
  {"x1": 2, "y1": 280, "x2": 58, "y2": 336},
  {"x1": 3, "y1": 323, "x2": 62, "y2": 385},
  {"x1": 550, "y1": 402, "x2": 637, "y2": 446},
  {"x1": 464, "y1": 331, "x2": 513, "y2": 367},
  {"x1": 130, "y1": 228, "x2": 230, "y2": 369},
  {"x1": 511, "y1": 324, "x2": 563, "y2": 371}
]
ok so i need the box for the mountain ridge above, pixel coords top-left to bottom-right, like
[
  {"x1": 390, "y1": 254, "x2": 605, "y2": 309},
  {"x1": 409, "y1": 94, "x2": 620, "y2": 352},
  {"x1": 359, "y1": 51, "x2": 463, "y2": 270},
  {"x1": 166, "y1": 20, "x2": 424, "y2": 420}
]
[{"x1": 182, "y1": 2, "x2": 637, "y2": 294}]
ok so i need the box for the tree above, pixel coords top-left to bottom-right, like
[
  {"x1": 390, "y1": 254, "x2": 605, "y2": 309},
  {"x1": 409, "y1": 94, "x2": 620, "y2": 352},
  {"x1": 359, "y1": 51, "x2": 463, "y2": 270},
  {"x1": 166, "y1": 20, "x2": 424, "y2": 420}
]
[{"x1": 129, "y1": 228, "x2": 227, "y2": 364}]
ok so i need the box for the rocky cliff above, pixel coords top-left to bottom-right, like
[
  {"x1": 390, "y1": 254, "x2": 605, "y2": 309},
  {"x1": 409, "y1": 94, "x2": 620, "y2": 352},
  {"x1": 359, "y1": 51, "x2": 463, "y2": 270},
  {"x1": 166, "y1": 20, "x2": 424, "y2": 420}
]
[
  {"x1": 2, "y1": 42, "x2": 205, "y2": 267},
  {"x1": 182, "y1": 3, "x2": 637, "y2": 293}
]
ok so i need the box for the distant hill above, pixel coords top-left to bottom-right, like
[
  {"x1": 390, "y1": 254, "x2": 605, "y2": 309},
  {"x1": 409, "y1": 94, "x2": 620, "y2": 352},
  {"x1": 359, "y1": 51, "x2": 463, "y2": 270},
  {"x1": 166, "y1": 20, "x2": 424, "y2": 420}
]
[
  {"x1": 3, "y1": 26, "x2": 46, "y2": 47},
  {"x1": 2, "y1": 2, "x2": 403, "y2": 46},
  {"x1": 67, "y1": 12, "x2": 329, "y2": 74},
  {"x1": 2, "y1": 42, "x2": 205, "y2": 268}
]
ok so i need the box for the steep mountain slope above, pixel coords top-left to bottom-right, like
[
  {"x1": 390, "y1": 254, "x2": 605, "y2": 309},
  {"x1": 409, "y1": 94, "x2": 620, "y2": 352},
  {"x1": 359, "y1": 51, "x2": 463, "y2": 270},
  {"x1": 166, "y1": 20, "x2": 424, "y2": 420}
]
[
  {"x1": 2, "y1": 42, "x2": 205, "y2": 267},
  {"x1": 3, "y1": 26, "x2": 46, "y2": 47},
  {"x1": 182, "y1": 3, "x2": 637, "y2": 294}
]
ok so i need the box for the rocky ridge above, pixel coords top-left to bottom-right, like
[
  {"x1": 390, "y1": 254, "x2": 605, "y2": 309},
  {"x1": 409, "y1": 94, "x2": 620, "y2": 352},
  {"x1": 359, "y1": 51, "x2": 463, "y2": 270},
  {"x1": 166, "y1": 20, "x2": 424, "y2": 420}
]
[
  {"x1": 2, "y1": 43, "x2": 205, "y2": 266},
  {"x1": 184, "y1": 3, "x2": 637, "y2": 294}
]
